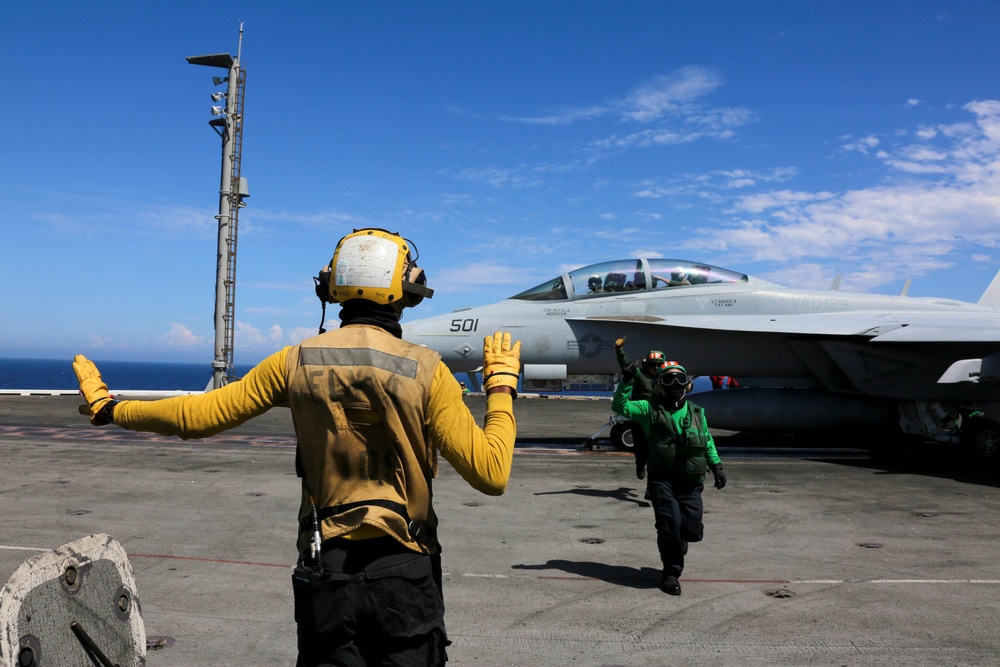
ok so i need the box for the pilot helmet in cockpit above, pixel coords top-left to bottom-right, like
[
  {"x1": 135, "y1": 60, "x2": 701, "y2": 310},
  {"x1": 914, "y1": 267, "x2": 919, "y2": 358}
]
[
  {"x1": 670, "y1": 268, "x2": 689, "y2": 285},
  {"x1": 587, "y1": 275, "x2": 602, "y2": 292}
]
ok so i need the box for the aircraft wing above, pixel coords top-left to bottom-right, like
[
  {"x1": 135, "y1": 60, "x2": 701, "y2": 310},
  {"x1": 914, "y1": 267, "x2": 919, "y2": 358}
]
[
  {"x1": 569, "y1": 312, "x2": 1000, "y2": 341},
  {"x1": 867, "y1": 322, "x2": 1000, "y2": 343}
]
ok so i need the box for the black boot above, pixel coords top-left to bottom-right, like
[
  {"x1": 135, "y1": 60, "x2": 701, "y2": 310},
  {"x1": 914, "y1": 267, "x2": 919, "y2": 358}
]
[
  {"x1": 634, "y1": 449, "x2": 647, "y2": 480},
  {"x1": 660, "y1": 573, "x2": 682, "y2": 596}
]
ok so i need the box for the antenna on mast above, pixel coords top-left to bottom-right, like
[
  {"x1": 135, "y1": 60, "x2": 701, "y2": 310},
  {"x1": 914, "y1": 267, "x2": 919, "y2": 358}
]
[{"x1": 237, "y1": 21, "x2": 244, "y2": 63}]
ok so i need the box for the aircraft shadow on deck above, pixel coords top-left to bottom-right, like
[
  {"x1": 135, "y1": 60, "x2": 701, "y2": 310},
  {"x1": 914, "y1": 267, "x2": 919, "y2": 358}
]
[
  {"x1": 717, "y1": 430, "x2": 1000, "y2": 488},
  {"x1": 809, "y1": 452, "x2": 1000, "y2": 489}
]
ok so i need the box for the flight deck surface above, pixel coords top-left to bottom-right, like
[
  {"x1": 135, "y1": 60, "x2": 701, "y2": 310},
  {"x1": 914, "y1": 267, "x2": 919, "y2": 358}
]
[{"x1": 2, "y1": 395, "x2": 999, "y2": 666}]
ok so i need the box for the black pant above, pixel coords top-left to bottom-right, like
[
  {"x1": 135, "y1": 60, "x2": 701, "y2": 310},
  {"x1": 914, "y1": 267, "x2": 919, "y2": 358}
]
[
  {"x1": 646, "y1": 478, "x2": 704, "y2": 577},
  {"x1": 292, "y1": 537, "x2": 448, "y2": 666},
  {"x1": 632, "y1": 425, "x2": 648, "y2": 472}
]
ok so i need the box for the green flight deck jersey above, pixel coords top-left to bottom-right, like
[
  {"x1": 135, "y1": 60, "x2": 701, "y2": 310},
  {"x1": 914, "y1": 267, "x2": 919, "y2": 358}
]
[{"x1": 612, "y1": 380, "x2": 721, "y2": 483}]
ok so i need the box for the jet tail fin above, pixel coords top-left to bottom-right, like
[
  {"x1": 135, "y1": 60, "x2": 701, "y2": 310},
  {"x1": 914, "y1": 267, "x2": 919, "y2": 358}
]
[{"x1": 979, "y1": 268, "x2": 1000, "y2": 306}]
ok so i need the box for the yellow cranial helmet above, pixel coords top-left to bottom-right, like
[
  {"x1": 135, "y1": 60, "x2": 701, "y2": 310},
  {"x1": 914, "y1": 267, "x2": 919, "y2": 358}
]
[{"x1": 317, "y1": 228, "x2": 433, "y2": 307}]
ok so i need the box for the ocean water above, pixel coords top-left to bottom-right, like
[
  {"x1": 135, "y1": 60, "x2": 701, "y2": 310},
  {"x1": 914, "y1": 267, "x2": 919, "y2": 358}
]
[
  {"x1": 0, "y1": 358, "x2": 705, "y2": 396},
  {"x1": 0, "y1": 358, "x2": 256, "y2": 391}
]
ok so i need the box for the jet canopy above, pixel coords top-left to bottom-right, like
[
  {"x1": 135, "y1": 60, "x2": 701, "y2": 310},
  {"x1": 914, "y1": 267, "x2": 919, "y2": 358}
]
[{"x1": 510, "y1": 258, "x2": 749, "y2": 301}]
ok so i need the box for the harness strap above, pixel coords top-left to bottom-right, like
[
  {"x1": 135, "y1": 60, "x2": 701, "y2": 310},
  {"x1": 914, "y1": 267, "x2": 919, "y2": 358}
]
[{"x1": 299, "y1": 499, "x2": 431, "y2": 547}]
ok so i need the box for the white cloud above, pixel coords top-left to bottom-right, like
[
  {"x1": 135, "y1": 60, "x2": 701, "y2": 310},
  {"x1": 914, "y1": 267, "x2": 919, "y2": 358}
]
[
  {"x1": 900, "y1": 145, "x2": 948, "y2": 161},
  {"x1": 499, "y1": 67, "x2": 725, "y2": 127},
  {"x1": 593, "y1": 106, "x2": 756, "y2": 150},
  {"x1": 842, "y1": 135, "x2": 880, "y2": 154},
  {"x1": 163, "y1": 323, "x2": 206, "y2": 348},
  {"x1": 620, "y1": 67, "x2": 724, "y2": 122},
  {"x1": 499, "y1": 66, "x2": 755, "y2": 153},
  {"x1": 500, "y1": 105, "x2": 609, "y2": 126},
  {"x1": 634, "y1": 168, "x2": 798, "y2": 201},
  {"x1": 677, "y1": 100, "x2": 1000, "y2": 292},
  {"x1": 634, "y1": 211, "x2": 663, "y2": 221},
  {"x1": 880, "y1": 159, "x2": 949, "y2": 174},
  {"x1": 455, "y1": 68, "x2": 758, "y2": 198},
  {"x1": 235, "y1": 322, "x2": 285, "y2": 351},
  {"x1": 731, "y1": 190, "x2": 837, "y2": 215}
]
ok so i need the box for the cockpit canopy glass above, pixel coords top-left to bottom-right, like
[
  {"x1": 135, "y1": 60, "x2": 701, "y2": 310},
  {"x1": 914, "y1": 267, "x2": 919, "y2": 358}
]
[
  {"x1": 508, "y1": 259, "x2": 748, "y2": 301},
  {"x1": 508, "y1": 275, "x2": 568, "y2": 301}
]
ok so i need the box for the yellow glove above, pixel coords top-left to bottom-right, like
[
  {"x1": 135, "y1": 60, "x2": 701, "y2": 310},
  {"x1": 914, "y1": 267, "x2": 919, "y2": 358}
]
[
  {"x1": 482, "y1": 331, "x2": 521, "y2": 397},
  {"x1": 614, "y1": 337, "x2": 626, "y2": 351},
  {"x1": 72, "y1": 354, "x2": 116, "y2": 426}
]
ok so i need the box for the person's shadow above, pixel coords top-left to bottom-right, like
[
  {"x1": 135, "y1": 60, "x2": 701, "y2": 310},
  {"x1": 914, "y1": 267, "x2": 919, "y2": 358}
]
[
  {"x1": 520, "y1": 486, "x2": 654, "y2": 587},
  {"x1": 533, "y1": 486, "x2": 650, "y2": 508},
  {"x1": 512, "y1": 560, "x2": 660, "y2": 589}
]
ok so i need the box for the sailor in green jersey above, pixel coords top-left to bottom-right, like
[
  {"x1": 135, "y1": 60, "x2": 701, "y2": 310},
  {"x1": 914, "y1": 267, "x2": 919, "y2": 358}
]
[
  {"x1": 613, "y1": 337, "x2": 667, "y2": 479},
  {"x1": 612, "y1": 360, "x2": 727, "y2": 596}
]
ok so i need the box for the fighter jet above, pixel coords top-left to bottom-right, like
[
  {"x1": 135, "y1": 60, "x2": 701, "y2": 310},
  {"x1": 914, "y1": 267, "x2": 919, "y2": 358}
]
[{"x1": 403, "y1": 257, "x2": 1000, "y2": 462}]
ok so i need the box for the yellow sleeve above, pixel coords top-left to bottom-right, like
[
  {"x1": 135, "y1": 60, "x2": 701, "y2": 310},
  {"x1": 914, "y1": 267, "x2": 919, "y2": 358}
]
[
  {"x1": 427, "y1": 362, "x2": 515, "y2": 496},
  {"x1": 114, "y1": 349, "x2": 290, "y2": 439}
]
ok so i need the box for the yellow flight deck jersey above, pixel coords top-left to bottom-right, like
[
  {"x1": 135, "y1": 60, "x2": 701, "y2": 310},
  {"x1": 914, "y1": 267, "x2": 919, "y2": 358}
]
[{"x1": 112, "y1": 324, "x2": 516, "y2": 553}]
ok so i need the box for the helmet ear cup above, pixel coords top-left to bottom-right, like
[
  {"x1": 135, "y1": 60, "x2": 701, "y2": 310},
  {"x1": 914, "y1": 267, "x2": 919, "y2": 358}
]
[
  {"x1": 314, "y1": 264, "x2": 334, "y2": 303},
  {"x1": 402, "y1": 265, "x2": 432, "y2": 307}
]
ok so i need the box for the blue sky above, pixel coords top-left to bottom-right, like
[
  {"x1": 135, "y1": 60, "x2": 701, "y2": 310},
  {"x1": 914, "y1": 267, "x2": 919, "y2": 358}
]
[{"x1": 3, "y1": 1, "x2": 1000, "y2": 363}]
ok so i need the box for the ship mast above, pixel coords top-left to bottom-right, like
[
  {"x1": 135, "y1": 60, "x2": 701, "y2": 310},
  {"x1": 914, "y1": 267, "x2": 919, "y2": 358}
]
[{"x1": 186, "y1": 23, "x2": 249, "y2": 390}]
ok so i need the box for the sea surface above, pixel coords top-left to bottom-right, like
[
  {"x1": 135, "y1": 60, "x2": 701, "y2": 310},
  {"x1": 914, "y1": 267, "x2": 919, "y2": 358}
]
[
  {"x1": 0, "y1": 358, "x2": 712, "y2": 397},
  {"x1": 0, "y1": 357, "x2": 706, "y2": 396},
  {"x1": 0, "y1": 358, "x2": 256, "y2": 391}
]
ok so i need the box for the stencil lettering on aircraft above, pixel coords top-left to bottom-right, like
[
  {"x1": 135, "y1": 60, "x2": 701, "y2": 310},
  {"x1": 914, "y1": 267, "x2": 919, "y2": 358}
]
[
  {"x1": 792, "y1": 297, "x2": 849, "y2": 311},
  {"x1": 449, "y1": 318, "x2": 479, "y2": 333}
]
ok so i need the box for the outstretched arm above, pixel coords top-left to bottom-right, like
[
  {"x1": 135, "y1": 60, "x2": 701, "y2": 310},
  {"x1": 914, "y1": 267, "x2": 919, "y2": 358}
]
[{"x1": 74, "y1": 351, "x2": 289, "y2": 439}]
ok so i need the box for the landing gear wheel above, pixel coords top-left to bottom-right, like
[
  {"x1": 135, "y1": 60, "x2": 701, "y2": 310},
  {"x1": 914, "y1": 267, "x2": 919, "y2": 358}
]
[
  {"x1": 961, "y1": 417, "x2": 1000, "y2": 466},
  {"x1": 610, "y1": 422, "x2": 636, "y2": 452}
]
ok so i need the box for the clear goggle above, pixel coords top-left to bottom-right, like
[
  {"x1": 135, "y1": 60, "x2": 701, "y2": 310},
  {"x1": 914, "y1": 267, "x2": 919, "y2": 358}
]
[{"x1": 659, "y1": 372, "x2": 689, "y2": 387}]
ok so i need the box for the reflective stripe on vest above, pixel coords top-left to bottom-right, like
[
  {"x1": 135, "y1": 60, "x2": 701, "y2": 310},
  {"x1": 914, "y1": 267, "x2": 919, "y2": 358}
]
[{"x1": 299, "y1": 347, "x2": 419, "y2": 379}]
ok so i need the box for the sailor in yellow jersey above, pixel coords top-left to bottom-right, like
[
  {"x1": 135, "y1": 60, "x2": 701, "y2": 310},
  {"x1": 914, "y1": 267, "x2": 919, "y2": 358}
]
[{"x1": 74, "y1": 228, "x2": 521, "y2": 667}]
